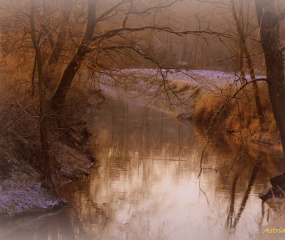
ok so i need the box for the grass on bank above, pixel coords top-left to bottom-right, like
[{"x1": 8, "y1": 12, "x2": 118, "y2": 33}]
[{"x1": 192, "y1": 82, "x2": 282, "y2": 154}]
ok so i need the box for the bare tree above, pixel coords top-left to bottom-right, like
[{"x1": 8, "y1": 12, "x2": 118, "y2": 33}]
[{"x1": 49, "y1": 0, "x2": 229, "y2": 109}]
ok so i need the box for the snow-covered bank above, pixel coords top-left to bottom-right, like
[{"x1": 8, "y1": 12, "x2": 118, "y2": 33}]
[
  {"x1": 0, "y1": 158, "x2": 59, "y2": 217},
  {"x1": 0, "y1": 93, "x2": 103, "y2": 220},
  {"x1": 98, "y1": 68, "x2": 249, "y2": 115},
  {"x1": 0, "y1": 145, "x2": 59, "y2": 218},
  {"x1": 0, "y1": 79, "x2": 107, "y2": 221},
  {"x1": 99, "y1": 68, "x2": 265, "y2": 90},
  {"x1": 0, "y1": 125, "x2": 94, "y2": 219}
]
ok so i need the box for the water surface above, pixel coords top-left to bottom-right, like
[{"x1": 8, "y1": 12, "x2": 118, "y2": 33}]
[
  {"x1": 61, "y1": 95, "x2": 279, "y2": 240},
  {"x1": 2, "y1": 94, "x2": 284, "y2": 240}
]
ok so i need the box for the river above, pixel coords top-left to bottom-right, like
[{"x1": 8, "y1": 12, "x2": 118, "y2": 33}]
[{"x1": 2, "y1": 91, "x2": 284, "y2": 240}]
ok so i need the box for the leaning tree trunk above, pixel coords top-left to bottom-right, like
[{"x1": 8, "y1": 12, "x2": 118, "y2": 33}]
[
  {"x1": 255, "y1": 0, "x2": 285, "y2": 157},
  {"x1": 50, "y1": 0, "x2": 96, "y2": 109},
  {"x1": 50, "y1": 47, "x2": 88, "y2": 108}
]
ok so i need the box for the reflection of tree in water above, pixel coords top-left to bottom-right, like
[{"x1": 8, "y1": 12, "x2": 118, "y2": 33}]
[
  {"x1": 195, "y1": 129, "x2": 279, "y2": 234},
  {"x1": 106, "y1": 97, "x2": 277, "y2": 237},
  {"x1": 60, "y1": 172, "x2": 110, "y2": 240},
  {"x1": 225, "y1": 153, "x2": 268, "y2": 230},
  {"x1": 226, "y1": 173, "x2": 239, "y2": 229}
]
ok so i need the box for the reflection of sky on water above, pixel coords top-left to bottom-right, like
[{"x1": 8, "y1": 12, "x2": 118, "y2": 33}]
[
  {"x1": 68, "y1": 95, "x2": 274, "y2": 240},
  {"x1": 1, "y1": 94, "x2": 283, "y2": 240}
]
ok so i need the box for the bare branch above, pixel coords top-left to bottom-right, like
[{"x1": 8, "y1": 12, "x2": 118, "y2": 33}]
[
  {"x1": 130, "y1": 0, "x2": 180, "y2": 16},
  {"x1": 95, "y1": 1, "x2": 130, "y2": 23},
  {"x1": 196, "y1": 0, "x2": 228, "y2": 6},
  {"x1": 91, "y1": 26, "x2": 231, "y2": 43},
  {"x1": 230, "y1": 78, "x2": 267, "y2": 100},
  {"x1": 206, "y1": 78, "x2": 267, "y2": 135},
  {"x1": 122, "y1": 1, "x2": 133, "y2": 27}
]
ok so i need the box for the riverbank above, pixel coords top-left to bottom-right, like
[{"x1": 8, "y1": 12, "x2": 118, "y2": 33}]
[
  {"x1": 188, "y1": 83, "x2": 283, "y2": 157},
  {"x1": 99, "y1": 68, "x2": 282, "y2": 156},
  {"x1": 0, "y1": 85, "x2": 104, "y2": 219}
]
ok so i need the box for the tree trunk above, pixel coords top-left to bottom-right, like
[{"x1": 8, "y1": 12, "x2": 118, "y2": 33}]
[
  {"x1": 255, "y1": 0, "x2": 285, "y2": 157},
  {"x1": 239, "y1": 48, "x2": 246, "y2": 83},
  {"x1": 230, "y1": 0, "x2": 265, "y2": 125},
  {"x1": 30, "y1": 0, "x2": 54, "y2": 188},
  {"x1": 50, "y1": 49, "x2": 86, "y2": 108},
  {"x1": 50, "y1": 0, "x2": 96, "y2": 109}
]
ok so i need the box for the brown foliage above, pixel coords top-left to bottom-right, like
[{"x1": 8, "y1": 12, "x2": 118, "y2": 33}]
[{"x1": 193, "y1": 83, "x2": 280, "y2": 148}]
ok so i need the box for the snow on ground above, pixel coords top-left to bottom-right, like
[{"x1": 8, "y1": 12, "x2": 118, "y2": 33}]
[
  {"x1": 0, "y1": 145, "x2": 60, "y2": 219},
  {"x1": 0, "y1": 172, "x2": 59, "y2": 217},
  {"x1": 98, "y1": 68, "x2": 265, "y2": 115},
  {"x1": 99, "y1": 68, "x2": 265, "y2": 91},
  {"x1": 0, "y1": 125, "x2": 94, "y2": 220}
]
